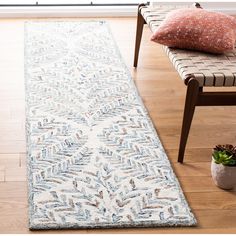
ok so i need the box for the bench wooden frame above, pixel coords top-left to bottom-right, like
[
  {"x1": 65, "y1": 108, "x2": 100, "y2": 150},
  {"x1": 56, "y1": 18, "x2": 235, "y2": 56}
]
[{"x1": 133, "y1": 3, "x2": 236, "y2": 163}]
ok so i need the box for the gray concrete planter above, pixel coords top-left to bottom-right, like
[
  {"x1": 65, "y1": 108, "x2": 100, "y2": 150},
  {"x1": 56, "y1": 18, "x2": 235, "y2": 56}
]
[{"x1": 211, "y1": 159, "x2": 236, "y2": 190}]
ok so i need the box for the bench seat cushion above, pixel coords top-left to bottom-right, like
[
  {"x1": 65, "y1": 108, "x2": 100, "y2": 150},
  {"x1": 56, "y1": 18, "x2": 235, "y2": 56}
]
[{"x1": 140, "y1": 5, "x2": 236, "y2": 87}]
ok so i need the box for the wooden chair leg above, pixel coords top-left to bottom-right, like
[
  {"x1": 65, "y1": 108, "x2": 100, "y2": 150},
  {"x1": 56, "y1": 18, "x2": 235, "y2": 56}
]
[
  {"x1": 178, "y1": 78, "x2": 200, "y2": 163},
  {"x1": 133, "y1": 4, "x2": 146, "y2": 67}
]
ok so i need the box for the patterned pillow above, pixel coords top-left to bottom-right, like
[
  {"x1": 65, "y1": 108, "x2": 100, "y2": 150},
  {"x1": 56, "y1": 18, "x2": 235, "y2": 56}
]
[{"x1": 151, "y1": 8, "x2": 236, "y2": 54}]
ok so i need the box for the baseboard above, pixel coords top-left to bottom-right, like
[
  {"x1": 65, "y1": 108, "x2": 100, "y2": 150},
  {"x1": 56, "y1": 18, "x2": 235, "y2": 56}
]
[{"x1": 0, "y1": 6, "x2": 137, "y2": 18}]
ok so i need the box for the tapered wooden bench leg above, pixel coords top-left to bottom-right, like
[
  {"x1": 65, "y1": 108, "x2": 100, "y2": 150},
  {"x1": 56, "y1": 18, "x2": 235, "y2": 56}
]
[
  {"x1": 178, "y1": 78, "x2": 200, "y2": 163},
  {"x1": 133, "y1": 4, "x2": 146, "y2": 67}
]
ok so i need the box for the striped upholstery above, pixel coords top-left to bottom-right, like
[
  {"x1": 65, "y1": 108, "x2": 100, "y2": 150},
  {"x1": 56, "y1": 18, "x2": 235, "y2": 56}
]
[{"x1": 140, "y1": 5, "x2": 236, "y2": 87}]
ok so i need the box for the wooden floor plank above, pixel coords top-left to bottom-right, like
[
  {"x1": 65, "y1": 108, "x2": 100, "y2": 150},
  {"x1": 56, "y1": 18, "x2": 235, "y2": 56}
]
[
  {"x1": 157, "y1": 125, "x2": 236, "y2": 149},
  {"x1": 5, "y1": 167, "x2": 27, "y2": 182},
  {"x1": 178, "y1": 176, "x2": 236, "y2": 192},
  {"x1": 19, "y1": 152, "x2": 27, "y2": 167},
  {"x1": 0, "y1": 140, "x2": 26, "y2": 153},
  {"x1": 172, "y1": 162, "x2": 211, "y2": 177},
  {"x1": 0, "y1": 170, "x2": 5, "y2": 182},
  {"x1": 0, "y1": 154, "x2": 20, "y2": 168},
  {"x1": 0, "y1": 182, "x2": 27, "y2": 199},
  {"x1": 186, "y1": 192, "x2": 236, "y2": 210},
  {"x1": 167, "y1": 148, "x2": 212, "y2": 163}
]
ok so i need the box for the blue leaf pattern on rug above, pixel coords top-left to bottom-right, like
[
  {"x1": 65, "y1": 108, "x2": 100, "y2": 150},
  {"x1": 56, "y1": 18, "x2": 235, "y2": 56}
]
[{"x1": 25, "y1": 21, "x2": 196, "y2": 229}]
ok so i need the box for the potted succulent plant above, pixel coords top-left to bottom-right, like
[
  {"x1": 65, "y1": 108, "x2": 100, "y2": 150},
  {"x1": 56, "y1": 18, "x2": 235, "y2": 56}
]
[{"x1": 211, "y1": 144, "x2": 236, "y2": 190}]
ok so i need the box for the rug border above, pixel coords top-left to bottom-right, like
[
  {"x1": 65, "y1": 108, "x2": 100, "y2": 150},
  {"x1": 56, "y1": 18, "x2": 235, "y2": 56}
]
[{"x1": 24, "y1": 20, "x2": 197, "y2": 230}]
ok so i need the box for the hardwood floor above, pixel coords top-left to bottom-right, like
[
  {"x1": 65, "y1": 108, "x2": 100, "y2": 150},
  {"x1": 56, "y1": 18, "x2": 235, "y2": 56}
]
[{"x1": 0, "y1": 17, "x2": 236, "y2": 234}]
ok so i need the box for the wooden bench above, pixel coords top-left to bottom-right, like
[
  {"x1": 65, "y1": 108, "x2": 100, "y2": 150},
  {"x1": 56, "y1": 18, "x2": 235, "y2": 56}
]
[{"x1": 134, "y1": 3, "x2": 236, "y2": 163}]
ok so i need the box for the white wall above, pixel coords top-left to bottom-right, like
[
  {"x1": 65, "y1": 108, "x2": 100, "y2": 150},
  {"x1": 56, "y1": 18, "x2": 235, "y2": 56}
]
[
  {"x1": 0, "y1": 1, "x2": 234, "y2": 18},
  {"x1": 151, "y1": 1, "x2": 236, "y2": 15}
]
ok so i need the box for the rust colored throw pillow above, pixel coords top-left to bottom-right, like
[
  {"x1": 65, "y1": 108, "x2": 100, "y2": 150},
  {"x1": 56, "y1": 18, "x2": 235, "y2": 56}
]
[{"x1": 151, "y1": 8, "x2": 236, "y2": 54}]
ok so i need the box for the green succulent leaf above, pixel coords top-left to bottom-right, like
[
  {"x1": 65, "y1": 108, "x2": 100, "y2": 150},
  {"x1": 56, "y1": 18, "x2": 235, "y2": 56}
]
[{"x1": 212, "y1": 149, "x2": 236, "y2": 166}]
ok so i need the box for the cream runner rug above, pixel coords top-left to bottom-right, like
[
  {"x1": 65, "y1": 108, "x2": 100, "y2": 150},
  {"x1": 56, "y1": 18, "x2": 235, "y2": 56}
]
[{"x1": 25, "y1": 21, "x2": 196, "y2": 229}]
